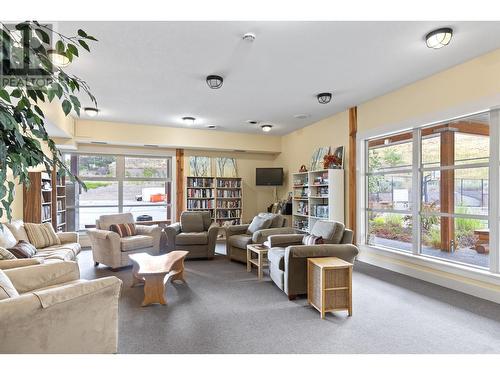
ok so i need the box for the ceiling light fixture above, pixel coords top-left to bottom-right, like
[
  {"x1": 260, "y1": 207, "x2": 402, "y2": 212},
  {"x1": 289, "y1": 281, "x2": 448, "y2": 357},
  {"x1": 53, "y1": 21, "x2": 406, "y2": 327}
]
[
  {"x1": 261, "y1": 124, "x2": 273, "y2": 132},
  {"x1": 182, "y1": 116, "x2": 196, "y2": 125},
  {"x1": 84, "y1": 107, "x2": 99, "y2": 117},
  {"x1": 294, "y1": 114, "x2": 310, "y2": 119},
  {"x1": 207, "y1": 125, "x2": 217, "y2": 129},
  {"x1": 247, "y1": 120, "x2": 259, "y2": 125},
  {"x1": 206, "y1": 75, "x2": 223, "y2": 89},
  {"x1": 425, "y1": 27, "x2": 453, "y2": 49},
  {"x1": 317, "y1": 92, "x2": 332, "y2": 104},
  {"x1": 242, "y1": 33, "x2": 256, "y2": 42},
  {"x1": 47, "y1": 50, "x2": 70, "y2": 67}
]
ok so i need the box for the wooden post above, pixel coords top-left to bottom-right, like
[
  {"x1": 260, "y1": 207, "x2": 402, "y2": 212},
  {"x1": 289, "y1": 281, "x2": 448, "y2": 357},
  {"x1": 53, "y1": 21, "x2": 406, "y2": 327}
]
[
  {"x1": 175, "y1": 149, "x2": 184, "y2": 222},
  {"x1": 440, "y1": 130, "x2": 455, "y2": 251},
  {"x1": 348, "y1": 107, "x2": 357, "y2": 243}
]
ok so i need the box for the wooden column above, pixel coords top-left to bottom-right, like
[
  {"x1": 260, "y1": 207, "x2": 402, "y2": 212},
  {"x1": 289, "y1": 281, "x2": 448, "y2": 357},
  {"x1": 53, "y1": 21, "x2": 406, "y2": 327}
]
[
  {"x1": 348, "y1": 107, "x2": 357, "y2": 242},
  {"x1": 440, "y1": 129, "x2": 455, "y2": 251},
  {"x1": 175, "y1": 149, "x2": 184, "y2": 222}
]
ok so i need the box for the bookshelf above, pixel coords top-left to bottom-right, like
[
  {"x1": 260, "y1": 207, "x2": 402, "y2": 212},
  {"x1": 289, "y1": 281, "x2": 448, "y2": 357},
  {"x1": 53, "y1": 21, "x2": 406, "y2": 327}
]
[
  {"x1": 52, "y1": 169, "x2": 67, "y2": 232},
  {"x1": 291, "y1": 169, "x2": 344, "y2": 233},
  {"x1": 186, "y1": 177, "x2": 215, "y2": 219},
  {"x1": 215, "y1": 177, "x2": 242, "y2": 226}
]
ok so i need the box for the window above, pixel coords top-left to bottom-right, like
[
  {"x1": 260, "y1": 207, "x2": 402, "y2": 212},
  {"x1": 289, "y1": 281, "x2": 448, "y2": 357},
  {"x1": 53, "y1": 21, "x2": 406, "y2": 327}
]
[
  {"x1": 64, "y1": 153, "x2": 173, "y2": 231},
  {"x1": 364, "y1": 112, "x2": 492, "y2": 270}
]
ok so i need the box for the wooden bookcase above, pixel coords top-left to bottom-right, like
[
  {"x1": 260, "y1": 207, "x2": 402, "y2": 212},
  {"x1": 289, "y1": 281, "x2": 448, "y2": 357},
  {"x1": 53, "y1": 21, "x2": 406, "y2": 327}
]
[
  {"x1": 23, "y1": 169, "x2": 67, "y2": 232},
  {"x1": 291, "y1": 169, "x2": 344, "y2": 233},
  {"x1": 186, "y1": 177, "x2": 215, "y2": 219}
]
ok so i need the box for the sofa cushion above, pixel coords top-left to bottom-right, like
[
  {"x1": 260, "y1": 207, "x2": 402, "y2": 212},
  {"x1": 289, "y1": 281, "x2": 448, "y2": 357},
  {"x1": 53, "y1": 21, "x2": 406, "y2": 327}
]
[
  {"x1": 41, "y1": 242, "x2": 81, "y2": 258},
  {"x1": 0, "y1": 269, "x2": 19, "y2": 300},
  {"x1": 8, "y1": 240, "x2": 37, "y2": 258},
  {"x1": 258, "y1": 213, "x2": 285, "y2": 228},
  {"x1": 181, "y1": 212, "x2": 204, "y2": 233},
  {"x1": 109, "y1": 223, "x2": 136, "y2": 237},
  {"x1": 0, "y1": 246, "x2": 16, "y2": 260},
  {"x1": 247, "y1": 216, "x2": 272, "y2": 234},
  {"x1": 33, "y1": 248, "x2": 75, "y2": 262},
  {"x1": 120, "y1": 235, "x2": 153, "y2": 252},
  {"x1": 24, "y1": 222, "x2": 61, "y2": 249},
  {"x1": 98, "y1": 213, "x2": 134, "y2": 231},
  {"x1": 176, "y1": 232, "x2": 208, "y2": 245},
  {"x1": 311, "y1": 221, "x2": 345, "y2": 244},
  {"x1": 228, "y1": 234, "x2": 253, "y2": 249},
  {"x1": 4, "y1": 220, "x2": 30, "y2": 243},
  {"x1": 0, "y1": 225, "x2": 18, "y2": 249},
  {"x1": 268, "y1": 248, "x2": 285, "y2": 271}
]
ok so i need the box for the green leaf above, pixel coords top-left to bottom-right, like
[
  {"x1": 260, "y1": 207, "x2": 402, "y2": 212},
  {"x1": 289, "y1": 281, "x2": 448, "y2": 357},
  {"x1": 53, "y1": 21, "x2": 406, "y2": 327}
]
[
  {"x1": 56, "y1": 40, "x2": 65, "y2": 53},
  {"x1": 85, "y1": 35, "x2": 98, "y2": 41},
  {"x1": 11, "y1": 89, "x2": 22, "y2": 98},
  {"x1": 77, "y1": 29, "x2": 87, "y2": 38},
  {"x1": 35, "y1": 28, "x2": 50, "y2": 44},
  {"x1": 67, "y1": 43, "x2": 79, "y2": 57},
  {"x1": 62, "y1": 99, "x2": 72, "y2": 116},
  {"x1": 47, "y1": 89, "x2": 56, "y2": 102},
  {"x1": 78, "y1": 39, "x2": 90, "y2": 52},
  {"x1": 0, "y1": 89, "x2": 11, "y2": 103}
]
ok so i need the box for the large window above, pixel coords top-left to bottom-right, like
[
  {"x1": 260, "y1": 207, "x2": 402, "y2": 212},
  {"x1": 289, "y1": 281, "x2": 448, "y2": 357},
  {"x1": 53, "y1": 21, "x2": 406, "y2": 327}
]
[
  {"x1": 64, "y1": 153, "x2": 172, "y2": 230},
  {"x1": 365, "y1": 113, "x2": 491, "y2": 269}
]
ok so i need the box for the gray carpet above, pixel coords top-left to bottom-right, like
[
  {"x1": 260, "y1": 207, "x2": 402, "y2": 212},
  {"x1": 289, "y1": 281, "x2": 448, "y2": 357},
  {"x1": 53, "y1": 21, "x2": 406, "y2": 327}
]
[{"x1": 78, "y1": 244, "x2": 500, "y2": 354}]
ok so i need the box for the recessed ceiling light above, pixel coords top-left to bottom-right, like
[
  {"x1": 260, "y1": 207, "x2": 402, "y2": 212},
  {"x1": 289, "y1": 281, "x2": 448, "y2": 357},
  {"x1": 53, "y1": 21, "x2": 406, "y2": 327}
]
[
  {"x1": 294, "y1": 114, "x2": 310, "y2": 119},
  {"x1": 426, "y1": 27, "x2": 453, "y2": 49},
  {"x1": 242, "y1": 33, "x2": 256, "y2": 42},
  {"x1": 317, "y1": 93, "x2": 332, "y2": 104},
  {"x1": 84, "y1": 107, "x2": 99, "y2": 117},
  {"x1": 207, "y1": 125, "x2": 217, "y2": 129},
  {"x1": 261, "y1": 124, "x2": 273, "y2": 132},
  {"x1": 206, "y1": 75, "x2": 223, "y2": 89},
  {"x1": 47, "y1": 50, "x2": 70, "y2": 67},
  {"x1": 246, "y1": 120, "x2": 259, "y2": 125},
  {"x1": 182, "y1": 116, "x2": 196, "y2": 125}
]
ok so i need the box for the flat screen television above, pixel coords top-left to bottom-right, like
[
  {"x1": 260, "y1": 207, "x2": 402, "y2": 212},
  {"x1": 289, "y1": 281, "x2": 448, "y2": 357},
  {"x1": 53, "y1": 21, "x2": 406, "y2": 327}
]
[{"x1": 256, "y1": 168, "x2": 283, "y2": 186}]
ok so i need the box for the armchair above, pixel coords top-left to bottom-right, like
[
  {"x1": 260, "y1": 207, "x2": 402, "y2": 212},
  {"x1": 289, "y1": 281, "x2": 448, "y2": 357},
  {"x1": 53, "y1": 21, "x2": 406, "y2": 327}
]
[
  {"x1": 266, "y1": 220, "x2": 358, "y2": 299},
  {"x1": 87, "y1": 213, "x2": 161, "y2": 270},
  {"x1": 165, "y1": 211, "x2": 218, "y2": 259},
  {"x1": 0, "y1": 261, "x2": 122, "y2": 353},
  {"x1": 225, "y1": 213, "x2": 295, "y2": 263}
]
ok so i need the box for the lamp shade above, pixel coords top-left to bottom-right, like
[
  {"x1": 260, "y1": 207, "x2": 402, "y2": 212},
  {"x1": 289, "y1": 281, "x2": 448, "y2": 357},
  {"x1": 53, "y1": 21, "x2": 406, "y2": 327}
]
[{"x1": 206, "y1": 75, "x2": 223, "y2": 89}]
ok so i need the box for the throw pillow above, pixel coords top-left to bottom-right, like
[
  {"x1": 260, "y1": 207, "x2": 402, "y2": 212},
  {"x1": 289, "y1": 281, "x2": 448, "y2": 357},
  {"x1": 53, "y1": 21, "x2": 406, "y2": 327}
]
[
  {"x1": 0, "y1": 246, "x2": 16, "y2": 260},
  {"x1": 0, "y1": 269, "x2": 20, "y2": 300},
  {"x1": 109, "y1": 223, "x2": 137, "y2": 238},
  {"x1": 247, "y1": 216, "x2": 272, "y2": 234},
  {"x1": 302, "y1": 234, "x2": 324, "y2": 245},
  {"x1": 0, "y1": 225, "x2": 18, "y2": 249},
  {"x1": 8, "y1": 240, "x2": 38, "y2": 258},
  {"x1": 24, "y1": 222, "x2": 61, "y2": 249},
  {"x1": 5, "y1": 220, "x2": 30, "y2": 242}
]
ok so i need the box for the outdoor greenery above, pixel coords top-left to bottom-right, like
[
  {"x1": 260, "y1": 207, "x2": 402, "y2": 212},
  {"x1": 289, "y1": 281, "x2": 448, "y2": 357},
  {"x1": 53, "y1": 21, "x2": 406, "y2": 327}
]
[
  {"x1": 85, "y1": 181, "x2": 112, "y2": 190},
  {"x1": 0, "y1": 21, "x2": 97, "y2": 220}
]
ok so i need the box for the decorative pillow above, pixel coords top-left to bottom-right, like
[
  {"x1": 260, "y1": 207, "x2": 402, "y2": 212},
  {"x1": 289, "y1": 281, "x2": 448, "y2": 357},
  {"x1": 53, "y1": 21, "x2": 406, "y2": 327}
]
[
  {"x1": 302, "y1": 234, "x2": 324, "y2": 245},
  {"x1": 8, "y1": 240, "x2": 38, "y2": 258},
  {"x1": 24, "y1": 222, "x2": 61, "y2": 249},
  {"x1": 247, "y1": 216, "x2": 272, "y2": 234},
  {"x1": 0, "y1": 269, "x2": 19, "y2": 300},
  {"x1": 5, "y1": 220, "x2": 30, "y2": 242},
  {"x1": 257, "y1": 213, "x2": 284, "y2": 228},
  {"x1": 0, "y1": 225, "x2": 18, "y2": 249},
  {"x1": 109, "y1": 223, "x2": 137, "y2": 238},
  {"x1": 0, "y1": 246, "x2": 16, "y2": 260}
]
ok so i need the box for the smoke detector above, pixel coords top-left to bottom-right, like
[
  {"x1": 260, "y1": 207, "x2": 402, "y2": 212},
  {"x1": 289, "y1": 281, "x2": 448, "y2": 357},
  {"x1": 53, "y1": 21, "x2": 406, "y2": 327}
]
[{"x1": 242, "y1": 33, "x2": 256, "y2": 42}]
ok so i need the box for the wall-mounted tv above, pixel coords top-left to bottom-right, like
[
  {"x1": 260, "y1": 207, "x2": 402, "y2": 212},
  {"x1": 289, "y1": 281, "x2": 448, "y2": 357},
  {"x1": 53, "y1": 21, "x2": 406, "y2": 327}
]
[{"x1": 256, "y1": 168, "x2": 283, "y2": 186}]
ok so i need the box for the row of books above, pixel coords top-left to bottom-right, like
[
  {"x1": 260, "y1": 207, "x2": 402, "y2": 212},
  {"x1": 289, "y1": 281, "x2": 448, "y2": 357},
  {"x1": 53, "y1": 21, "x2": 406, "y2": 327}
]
[
  {"x1": 187, "y1": 188, "x2": 213, "y2": 198},
  {"x1": 311, "y1": 205, "x2": 329, "y2": 218},
  {"x1": 217, "y1": 191, "x2": 241, "y2": 198},
  {"x1": 216, "y1": 210, "x2": 241, "y2": 219},
  {"x1": 56, "y1": 212, "x2": 65, "y2": 225},
  {"x1": 216, "y1": 201, "x2": 241, "y2": 208},
  {"x1": 187, "y1": 178, "x2": 214, "y2": 188},
  {"x1": 295, "y1": 201, "x2": 308, "y2": 215},
  {"x1": 56, "y1": 200, "x2": 64, "y2": 211},
  {"x1": 42, "y1": 205, "x2": 51, "y2": 221},
  {"x1": 216, "y1": 179, "x2": 241, "y2": 188},
  {"x1": 187, "y1": 200, "x2": 214, "y2": 209}
]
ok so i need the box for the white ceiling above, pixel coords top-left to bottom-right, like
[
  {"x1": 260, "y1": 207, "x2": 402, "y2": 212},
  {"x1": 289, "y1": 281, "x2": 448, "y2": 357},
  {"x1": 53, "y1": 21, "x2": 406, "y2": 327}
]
[{"x1": 58, "y1": 21, "x2": 500, "y2": 136}]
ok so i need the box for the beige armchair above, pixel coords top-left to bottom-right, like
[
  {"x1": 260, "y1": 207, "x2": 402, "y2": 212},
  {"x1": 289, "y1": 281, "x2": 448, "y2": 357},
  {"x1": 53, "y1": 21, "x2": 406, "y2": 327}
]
[
  {"x1": 225, "y1": 213, "x2": 295, "y2": 263},
  {"x1": 165, "y1": 211, "x2": 218, "y2": 259},
  {"x1": 0, "y1": 261, "x2": 122, "y2": 353},
  {"x1": 87, "y1": 213, "x2": 162, "y2": 270}
]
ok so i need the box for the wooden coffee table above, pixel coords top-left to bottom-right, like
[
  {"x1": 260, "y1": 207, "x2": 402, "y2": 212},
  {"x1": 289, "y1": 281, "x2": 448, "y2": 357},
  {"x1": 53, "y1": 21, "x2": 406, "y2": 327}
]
[
  {"x1": 129, "y1": 251, "x2": 188, "y2": 307},
  {"x1": 246, "y1": 244, "x2": 269, "y2": 280}
]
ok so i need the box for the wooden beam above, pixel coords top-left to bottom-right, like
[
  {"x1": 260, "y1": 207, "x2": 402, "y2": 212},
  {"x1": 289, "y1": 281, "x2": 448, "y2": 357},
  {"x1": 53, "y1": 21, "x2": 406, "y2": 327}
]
[
  {"x1": 348, "y1": 107, "x2": 357, "y2": 242},
  {"x1": 440, "y1": 130, "x2": 455, "y2": 252},
  {"x1": 175, "y1": 149, "x2": 184, "y2": 222}
]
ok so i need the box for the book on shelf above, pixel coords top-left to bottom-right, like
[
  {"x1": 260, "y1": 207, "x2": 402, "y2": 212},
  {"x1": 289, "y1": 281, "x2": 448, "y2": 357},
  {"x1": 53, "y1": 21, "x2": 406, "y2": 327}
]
[
  {"x1": 216, "y1": 178, "x2": 241, "y2": 188},
  {"x1": 187, "y1": 188, "x2": 213, "y2": 198},
  {"x1": 187, "y1": 177, "x2": 214, "y2": 188}
]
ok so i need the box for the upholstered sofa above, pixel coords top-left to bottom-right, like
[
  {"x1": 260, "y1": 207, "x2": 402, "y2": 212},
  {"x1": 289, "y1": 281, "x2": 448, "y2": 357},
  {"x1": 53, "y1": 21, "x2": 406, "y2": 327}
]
[
  {"x1": 165, "y1": 211, "x2": 218, "y2": 259},
  {"x1": 266, "y1": 220, "x2": 358, "y2": 299},
  {"x1": 0, "y1": 220, "x2": 80, "y2": 264},
  {"x1": 87, "y1": 213, "x2": 162, "y2": 270},
  {"x1": 0, "y1": 261, "x2": 122, "y2": 353},
  {"x1": 225, "y1": 213, "x2": 295, "y2": 263}
]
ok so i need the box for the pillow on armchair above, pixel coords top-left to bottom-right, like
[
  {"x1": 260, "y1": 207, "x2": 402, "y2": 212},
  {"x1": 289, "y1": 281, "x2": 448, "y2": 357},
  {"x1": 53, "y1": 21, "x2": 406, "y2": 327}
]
[{"x1": 247, "y1": 216, "x2": 272, "y2": 234}]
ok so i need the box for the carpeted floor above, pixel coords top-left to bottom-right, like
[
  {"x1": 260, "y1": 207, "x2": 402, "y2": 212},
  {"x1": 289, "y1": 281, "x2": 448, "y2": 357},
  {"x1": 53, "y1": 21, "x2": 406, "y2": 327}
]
[{"x1": 78, "y1": 244, "x2": 500, "y2": 354}]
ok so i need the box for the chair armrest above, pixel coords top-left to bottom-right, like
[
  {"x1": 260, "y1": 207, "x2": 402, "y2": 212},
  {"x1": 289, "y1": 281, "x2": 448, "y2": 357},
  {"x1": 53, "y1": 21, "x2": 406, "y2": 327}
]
[
  {"x1": 225, "y1": 224, "x2": 249, "y2": 237},
  {"x1": 341, "y1": 229, "x2": 354, "y2": 244},
  {"x1": 287, "y1": 244, "x2": 359, "y2": 261},
  {"x1": 135, "y1": 225, "x2": 162, "y2": 236},
  {"x1": 252, "y1": 227, "x2": 296, "y2": 244},
  {"x1": 57, "y1": 231, "x2": 79, "y2": 244},
  {"x1": 0, "y1": 258, "x2": 43, "y2": 270},
  {"x1": 164, "y1": 223, "x2": 181, "y2": 251},
  {"x1": 4, "y1": 261, "x2": 80, "y2": 294},
  {"x1": 267, "y1": 233, "x2": 304, "y2": 248},
  {"x1": 87, "y1": 228, "x2": 120, "y2": 241},
  {"x1": 207, "y1": 224, "x2": 220, "y2": 256}
]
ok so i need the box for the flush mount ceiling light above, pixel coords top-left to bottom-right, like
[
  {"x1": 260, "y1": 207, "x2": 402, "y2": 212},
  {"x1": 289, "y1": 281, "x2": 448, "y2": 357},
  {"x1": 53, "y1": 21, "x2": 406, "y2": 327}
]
[
  {"x1": 84, "y1": 107, "x2": 99, "y2": 117},
  {"x1": 207, "y1": 125, "x2": 217, "y2": 129},
  {"x1": 206, "y1": 75, "x2": 223, "y2": 89},
  {"x1": 182, "y1": 116, "x2": 196, "y2": 125},
  {"x1": 425, "y1": 27, "x2": 453, "y2": 49},
  {"x1": 242, "y1": 32, "x2": 256, "y2": 42},
  {"x1": 246, "y1": 120, "x2": 259, "y2": 125},
  {"x1": 261, "y1": 124, "x2": 273, "y2": 132},
  {"x1": 317, "y1": 92, "x2": 332, "y2": 104},
  {"x1": 47, "y1": 50, "x2": 70, "y2": 67},
  {"x1": 294, "y1": 114, "x2": 310, "y2": 119}
]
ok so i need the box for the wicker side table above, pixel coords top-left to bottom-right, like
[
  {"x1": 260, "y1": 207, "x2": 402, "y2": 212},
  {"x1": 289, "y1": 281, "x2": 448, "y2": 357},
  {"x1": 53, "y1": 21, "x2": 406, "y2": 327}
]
[{"x1": 307, "y1": 257, "x2": 353, "y2": 319}]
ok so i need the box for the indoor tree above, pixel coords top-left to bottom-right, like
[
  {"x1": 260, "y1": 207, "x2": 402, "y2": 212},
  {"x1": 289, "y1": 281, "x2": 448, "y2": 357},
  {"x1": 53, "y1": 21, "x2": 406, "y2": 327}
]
[{"x1": 0, "y1": 21, "x2": 97, "y2": 220}]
